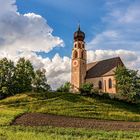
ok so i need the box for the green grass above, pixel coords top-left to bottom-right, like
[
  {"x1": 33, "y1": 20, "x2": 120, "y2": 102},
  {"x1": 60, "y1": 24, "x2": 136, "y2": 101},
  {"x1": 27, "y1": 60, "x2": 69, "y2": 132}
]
[
  {"x1": 0, "y1": 92, "x2": 140, "y2": 139},
  {"x1": 0, "y1": 126, "x2": 140, "y2": 140},
  {"x1": 0, "y1": 92, "x2": 140, "y2": 126}
]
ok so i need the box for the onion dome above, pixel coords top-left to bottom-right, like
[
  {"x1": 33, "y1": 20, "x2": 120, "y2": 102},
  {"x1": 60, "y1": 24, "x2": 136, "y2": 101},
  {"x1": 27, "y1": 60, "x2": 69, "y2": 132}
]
[{"x1": 74, "y1": 25, "x2": 85, "y2": 41}]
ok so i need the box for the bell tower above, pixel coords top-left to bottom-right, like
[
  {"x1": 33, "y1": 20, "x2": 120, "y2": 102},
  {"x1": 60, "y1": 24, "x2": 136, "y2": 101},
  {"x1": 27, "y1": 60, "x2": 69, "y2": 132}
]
[{"x1": 71, "y1": 25, "x2": 87, "y2": 92}]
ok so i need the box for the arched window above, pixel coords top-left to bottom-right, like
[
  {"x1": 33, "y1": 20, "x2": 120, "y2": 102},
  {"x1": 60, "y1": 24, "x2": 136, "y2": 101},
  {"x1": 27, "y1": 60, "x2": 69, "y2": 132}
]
[
  {"x1": 73, "y1": 50, "x2": 78, "y2": 58},
  {"x1": 108, "y1": 78, "x2": 112, "y2": 89},
  {"x1": 81, "y1": 51, "x2": 84, "y2": 59},
  {"x1": 74, "y1": 44, "x2": 76, "y2": 48},
  {"x1": 98, "y1": 81, "x2": 102, "y2": 89},
  {"x1": 78, "y1": 43, "x2": 81, "y2": 48}
]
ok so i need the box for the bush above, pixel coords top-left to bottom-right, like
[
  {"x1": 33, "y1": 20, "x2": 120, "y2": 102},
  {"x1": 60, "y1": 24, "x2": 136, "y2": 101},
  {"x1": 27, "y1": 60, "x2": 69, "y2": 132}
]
[
  {"x1": 57, "y1": 82, "x2": 70, "y2": 93},
  {"x1": 79, "y1": 83, "x2": 93, "y2": 96}
]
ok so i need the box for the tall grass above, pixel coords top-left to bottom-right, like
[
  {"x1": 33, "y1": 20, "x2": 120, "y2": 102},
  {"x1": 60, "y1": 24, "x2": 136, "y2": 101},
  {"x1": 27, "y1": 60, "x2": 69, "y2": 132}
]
[{"x1": 0, "y1": 126, "x2": 140, "y2": 140}]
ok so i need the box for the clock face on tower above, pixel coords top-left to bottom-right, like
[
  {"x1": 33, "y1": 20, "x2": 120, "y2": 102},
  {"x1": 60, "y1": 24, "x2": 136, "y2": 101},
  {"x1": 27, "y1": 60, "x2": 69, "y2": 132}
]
[{"x1": 73, "y1": 60, "x2": 78, "y2": 67}]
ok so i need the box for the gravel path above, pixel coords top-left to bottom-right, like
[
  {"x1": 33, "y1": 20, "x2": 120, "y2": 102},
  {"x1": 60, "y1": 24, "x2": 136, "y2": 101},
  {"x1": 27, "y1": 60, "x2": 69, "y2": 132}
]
[{"x1": 12, "y1": 113, "x2": 140, "y2": 131}]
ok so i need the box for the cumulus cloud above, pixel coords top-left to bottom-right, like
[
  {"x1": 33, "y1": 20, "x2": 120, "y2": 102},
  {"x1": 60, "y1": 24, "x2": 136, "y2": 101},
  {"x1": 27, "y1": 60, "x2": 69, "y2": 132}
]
[
  {"x1": 12, "y1": 52, "x2": 71, "y2": 90},
  {"x1": 1, "y1": 0, "x2": 140, "y2": 89},
  {"x1": 0, "y1": 0, "x2": 66, "y2": 89},
  {"x1": 0, "y1": 0, "x2": 64, "y2": 54},
  {"x1": 87, "y1": 49, "x2": 139, "y2": 70}
]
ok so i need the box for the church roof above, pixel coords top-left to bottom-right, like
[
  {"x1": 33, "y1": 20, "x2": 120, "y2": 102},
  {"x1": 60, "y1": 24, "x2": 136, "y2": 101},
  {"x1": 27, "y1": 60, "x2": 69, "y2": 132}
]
[
  {"x1": 86, "y1": 57, "x2": 124, "y2": 79},
  {"x1": 74, "y1": 25, "x2": 85, "y2": 41}
]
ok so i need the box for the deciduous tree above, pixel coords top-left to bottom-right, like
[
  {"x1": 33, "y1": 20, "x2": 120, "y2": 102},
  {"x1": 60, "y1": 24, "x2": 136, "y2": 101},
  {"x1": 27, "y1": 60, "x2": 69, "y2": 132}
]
[
  {"x1": 32, "y1": 69, "x2": 51, "y2": 92},
  {"x1": 14, "y1": 58, "x2": 35, "y2": 93},
  {"x1": 115, "y1": 66, "x2": 140, "y2": 102},
  {"x1": 0, "y1": 58, "x2": 15, "y2": 96}
]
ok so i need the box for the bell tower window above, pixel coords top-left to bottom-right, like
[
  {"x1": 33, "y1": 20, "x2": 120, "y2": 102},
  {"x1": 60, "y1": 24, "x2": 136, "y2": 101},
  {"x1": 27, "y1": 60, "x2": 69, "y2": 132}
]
[
  {"x1": 81, "y1": 51, "x2": 84, "y2": 59},
  {"x1": 78, "y1": 43, "x2": 81, "y2": 49},
  {"x1": 73, "y1": 50, "x2": 78, "y2": 59}
]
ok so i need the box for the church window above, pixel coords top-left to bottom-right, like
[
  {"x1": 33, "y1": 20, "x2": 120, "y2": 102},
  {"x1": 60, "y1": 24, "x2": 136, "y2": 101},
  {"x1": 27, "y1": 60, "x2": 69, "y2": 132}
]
[
  {"x1": 78, "y1": 43, "x2": 81, "y2": 48},
  {"x1": 98, "y1": 81, "x2": 102, "y2": 89},
  {"x1": 108, "y1": 78, "x2": 112, "y2": 89},
  {"x1": 73, "y1": 50, "x2": 78, "y2": 58},
  {"x1": 81, "y1": 51, "x2": 84, "y2": 59},
  {"x1": 75, "y1": 44, "x2": 76, "y2": 48}
]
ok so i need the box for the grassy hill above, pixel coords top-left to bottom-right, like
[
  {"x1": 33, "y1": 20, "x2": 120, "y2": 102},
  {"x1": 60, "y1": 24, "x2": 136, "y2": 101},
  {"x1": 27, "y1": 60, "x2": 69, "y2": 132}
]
[
  {"x1": 0, "y1": 92, "x2": 140, "y2": 126},
  {"x1": 0, "y1": 92, "x2": 140, "y2": 139}
]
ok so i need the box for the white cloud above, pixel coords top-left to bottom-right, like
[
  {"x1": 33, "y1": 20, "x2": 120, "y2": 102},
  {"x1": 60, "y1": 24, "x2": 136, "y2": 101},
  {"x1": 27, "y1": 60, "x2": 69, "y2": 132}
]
[
  {"x1": 0, "y1": 0, "x2": 64, "y2": 55},
  {"x1": 1, "y1": 0, "x2": 140, "y2": 89},
  {"x1": 12, "y1": 52, "x2": 71, "y2": 90},
  {"x1": 87, "y1": 49, "x2": 139, "y2": 70},
  {"x1": 107, "y1": 1, "x2": 140, "y2": 25},
  {"x1": 0, "y1": 0, "x2": 17, "y2": 16},
  {"x1": 0, "y1": 0, "x2": 65, "y2": 89},
  {"x1": 42, "y1": 53, "x2": 71, "y2": 89},
  {"x1": 87, "y1": 30, "x2": 121, "y2": 50},
  {"x1": 86, "y1": 0, "x2": 140, "y2": 76},
  {"x1": 88, "y1": 1, "x2": 140, "y2": 51}
]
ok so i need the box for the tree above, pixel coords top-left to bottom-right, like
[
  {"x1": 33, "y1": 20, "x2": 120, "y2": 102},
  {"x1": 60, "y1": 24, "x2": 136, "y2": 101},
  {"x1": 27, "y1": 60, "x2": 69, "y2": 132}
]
[
  {"x1": 79, "y1": 83, "x2": 93, "y2": 96},
  {"x1": 0, "y1": 58, "x2": 15, "y2": 96},
  {"x1": 32, "y1": 69, "x2": 51, "y2": 92},
  {"x1": 14, "y1": 58, "x2": 35, "y2": 93},
  {"x1": 115, "y1": 66, "x2": 140, "y2": 102},
  {"x1": 57, "y1": 82, "x2": 71, "y2": 92}
]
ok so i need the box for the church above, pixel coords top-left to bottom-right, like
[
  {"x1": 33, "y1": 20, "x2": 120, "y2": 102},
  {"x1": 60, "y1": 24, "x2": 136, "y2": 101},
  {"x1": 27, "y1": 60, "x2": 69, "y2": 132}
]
[{"x1": 71, "y1": 26, "x2": 124, "y2": 93}]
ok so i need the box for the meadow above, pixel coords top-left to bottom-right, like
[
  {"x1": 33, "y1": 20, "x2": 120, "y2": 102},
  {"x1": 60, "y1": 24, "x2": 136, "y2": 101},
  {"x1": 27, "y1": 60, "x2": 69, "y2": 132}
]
[
  {"x1": 0, "y1": 92, "x2": 140, "y2": 139},
  {"x1": 0, "y1": 126, "x2": 140, "y2": 140}
]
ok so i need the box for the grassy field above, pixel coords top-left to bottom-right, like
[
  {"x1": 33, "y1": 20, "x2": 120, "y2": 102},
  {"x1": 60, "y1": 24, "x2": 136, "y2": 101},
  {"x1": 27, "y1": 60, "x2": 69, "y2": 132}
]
[
  {"x1": 0, "y1": 126, "x2": 140, "y2": 140},
  {"x1": 0, "y1": 92, "x2": 140, "y2": 139},
  {"x1": 0, "y1": 92, "x2": 140, "y2": 126}
]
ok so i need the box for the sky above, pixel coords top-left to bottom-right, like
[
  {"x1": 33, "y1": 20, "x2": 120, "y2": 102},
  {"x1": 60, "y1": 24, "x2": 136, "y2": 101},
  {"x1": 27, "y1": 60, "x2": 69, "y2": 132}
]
[{"x1": 0, "y1": 0, "x2": 140, "y2": 89}]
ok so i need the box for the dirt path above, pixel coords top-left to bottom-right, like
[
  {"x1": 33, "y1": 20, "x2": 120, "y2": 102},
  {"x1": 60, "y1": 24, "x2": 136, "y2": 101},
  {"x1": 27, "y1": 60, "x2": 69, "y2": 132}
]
[{"x1": 12, "y1": 113, "x2": 140, "y2": 131}]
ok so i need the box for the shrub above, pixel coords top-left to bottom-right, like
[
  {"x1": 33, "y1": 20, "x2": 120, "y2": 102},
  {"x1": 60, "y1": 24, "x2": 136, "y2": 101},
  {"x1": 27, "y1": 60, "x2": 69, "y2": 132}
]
[
  {"x1": 79, "y1": 83, "x2": 93, "y2": 96},
  {"x1": 57, "y1": 82, "x2": 71, "y2": 93}
]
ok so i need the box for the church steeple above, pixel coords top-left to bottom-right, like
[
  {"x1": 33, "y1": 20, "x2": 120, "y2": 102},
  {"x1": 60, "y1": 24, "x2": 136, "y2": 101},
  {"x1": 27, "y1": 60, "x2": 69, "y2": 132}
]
[
  {"x1": 74, "y1": 25, "x2": 85, "y2": 41},
  {"x1": 71, "y1": 25, "x2": 87, "y2": 92}
]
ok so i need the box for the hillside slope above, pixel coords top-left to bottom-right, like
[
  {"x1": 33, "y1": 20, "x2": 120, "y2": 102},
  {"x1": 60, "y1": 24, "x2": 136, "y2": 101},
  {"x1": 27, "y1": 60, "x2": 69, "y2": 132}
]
[{"x1": 0, "y1": 92, "x2": 140, "y2": 126}]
